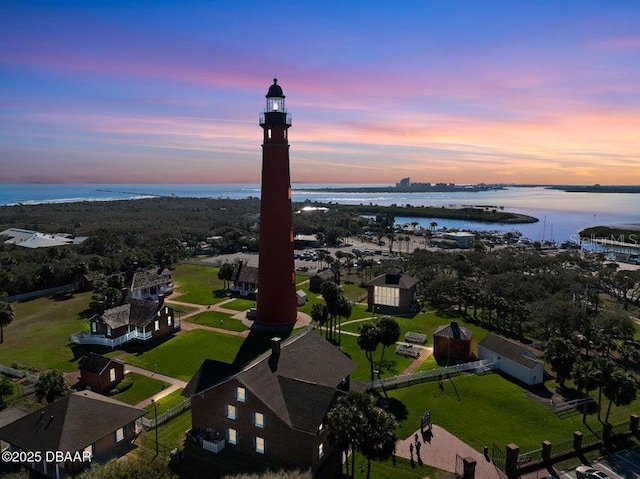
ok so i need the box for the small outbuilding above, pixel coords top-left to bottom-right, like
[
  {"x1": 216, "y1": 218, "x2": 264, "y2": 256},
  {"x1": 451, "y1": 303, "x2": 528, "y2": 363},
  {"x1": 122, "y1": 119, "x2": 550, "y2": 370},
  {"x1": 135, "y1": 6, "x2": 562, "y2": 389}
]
[
  {"x1": 78, "y1": 352, "x2": 125, "y2": 394},
  {"x1": 477, "y1": 333, "x2": 544, "y2": 386},
  {"x1": 309, "y1": 268, "x2": 336, "y2": 293},
  {"x1": 296, "y1": 289, "x2": 307, "y2": 306},
  {"x1": 432, "y1": 321, "x2": 473, "y2": 363}
]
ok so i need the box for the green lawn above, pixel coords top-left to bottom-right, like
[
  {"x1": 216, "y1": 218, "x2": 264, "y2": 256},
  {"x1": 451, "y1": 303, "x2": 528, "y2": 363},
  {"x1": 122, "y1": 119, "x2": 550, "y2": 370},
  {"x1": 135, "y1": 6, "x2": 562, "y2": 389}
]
[
  {"x1": 186, "y1": 311, "x2": 248, "y2": 332},
  {"x1": 342, "y1": 311, "x2": 491, "y2": 357},
  {"x1": 386, "y1": 372, "x2": 637, "y2": 453},
  {"x1": 0, "y1": 292, "x2": 92, "y2": 372},
  {"x1": 351, "y1": 452, "x2": 450, "y2": 479},
  {"x1": 138, "y1": 409, "x2": 192, "y2": 453},
  {"x1": 222, "y1": 298, "x2": 256, "y2": 312},
  {"x1": 170, "y1": 264, "x2": 227, "y2": 305},
  {"x1": 144, "y1": 388, "x2": 186, "y2": 418},
  {"x1": 336, "y1": 333, "x2": 414, "y2": 383},
  {"x1": 109, "y1": 373, "x2": 169, "y2": 405},
  {"x1": 124, "y1": 330, "x2": 245, "y2": 382}
]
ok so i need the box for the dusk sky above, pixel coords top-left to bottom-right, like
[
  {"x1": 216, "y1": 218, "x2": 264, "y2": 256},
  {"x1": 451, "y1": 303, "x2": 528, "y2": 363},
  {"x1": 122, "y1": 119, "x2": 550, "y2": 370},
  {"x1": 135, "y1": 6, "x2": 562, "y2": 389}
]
[{"x1": 1, "y1": 1, "x2": 639, "y2": 185}]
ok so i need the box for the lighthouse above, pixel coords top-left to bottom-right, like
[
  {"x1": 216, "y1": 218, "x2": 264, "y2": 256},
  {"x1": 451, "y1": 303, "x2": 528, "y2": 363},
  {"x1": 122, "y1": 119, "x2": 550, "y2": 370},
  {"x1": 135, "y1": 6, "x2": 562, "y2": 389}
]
[{"x1": 256, "y1": 79, "x2": 297, "y2": 328}]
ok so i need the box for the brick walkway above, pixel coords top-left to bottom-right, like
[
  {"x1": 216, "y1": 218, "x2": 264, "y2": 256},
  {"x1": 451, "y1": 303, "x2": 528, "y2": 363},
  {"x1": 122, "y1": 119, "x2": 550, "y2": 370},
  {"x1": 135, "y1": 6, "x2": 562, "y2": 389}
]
[{"x1": 395, "y1": 424, "x2": 506, "y2": 479}]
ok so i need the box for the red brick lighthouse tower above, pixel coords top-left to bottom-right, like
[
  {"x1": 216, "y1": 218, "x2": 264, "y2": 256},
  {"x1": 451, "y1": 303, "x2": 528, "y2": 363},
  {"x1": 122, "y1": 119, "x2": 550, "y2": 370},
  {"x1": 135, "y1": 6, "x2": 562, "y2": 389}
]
[{"x1": 256, "y1": 79, "x2": 297, "y2": 328}]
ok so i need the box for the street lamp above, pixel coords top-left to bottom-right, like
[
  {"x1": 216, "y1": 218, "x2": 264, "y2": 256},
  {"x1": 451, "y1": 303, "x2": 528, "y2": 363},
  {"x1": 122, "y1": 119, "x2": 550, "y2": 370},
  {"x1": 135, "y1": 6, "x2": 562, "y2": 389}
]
[{"x1": 152, "y1": 398, "x2": 158, "y2": 457}]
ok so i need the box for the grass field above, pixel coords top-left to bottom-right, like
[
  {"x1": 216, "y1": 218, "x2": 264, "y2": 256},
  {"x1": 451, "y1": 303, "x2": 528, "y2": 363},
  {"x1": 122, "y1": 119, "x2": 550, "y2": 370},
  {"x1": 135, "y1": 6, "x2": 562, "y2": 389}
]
[
  {"x1": 386, "y1": 372, "x2": 636, "y2": 452},
  {"x1": 110, "y1": 373, "x2": 169, "y2": 405},
  {"x1": 124, "y1": 330, "x2": 245, "y2": 382},
  {"x1": 143, "y1": 388, "x2": 186, "y2": 418},
  {"x1": 0, "y1": 292, "x2": 91, "y2": 372},
  {"x1": 186, "y1": 311, "x2": 248, "y2": 332},
  {"x1": 170, "y1": 264, "x2": 227, "y2": 305},
  {"x1": 222, "y1": 298, "x2": 256, "y2": 312},
  {"x1": 336, "y1": 333, "x2": 414, "y2": 383}
]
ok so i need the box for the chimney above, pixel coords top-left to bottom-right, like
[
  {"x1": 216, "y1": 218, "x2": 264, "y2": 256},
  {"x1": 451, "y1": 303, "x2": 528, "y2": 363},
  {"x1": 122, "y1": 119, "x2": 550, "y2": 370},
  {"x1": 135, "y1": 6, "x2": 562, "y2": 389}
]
[
  {"x1": 158, "y1": 293, "x2": 164, "y2": 305},
  {"x1": 271, "y1": 337, "x2": 282, "y2": 356},
  {"x1": 268, "y1": 337, "x2": 281, "y2": 372}
]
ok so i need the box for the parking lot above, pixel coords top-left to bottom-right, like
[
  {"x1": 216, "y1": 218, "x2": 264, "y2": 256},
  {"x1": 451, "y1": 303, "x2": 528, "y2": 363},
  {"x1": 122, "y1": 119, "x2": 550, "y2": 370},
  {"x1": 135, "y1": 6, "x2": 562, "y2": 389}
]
[{"x1": 542, "y1": 447, "x2": 640, "y2": 478}]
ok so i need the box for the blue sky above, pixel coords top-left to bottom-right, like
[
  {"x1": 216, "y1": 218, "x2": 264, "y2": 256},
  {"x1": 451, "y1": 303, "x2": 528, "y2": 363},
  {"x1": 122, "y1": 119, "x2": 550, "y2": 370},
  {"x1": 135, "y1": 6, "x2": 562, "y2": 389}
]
[{"x1": 1, "y1": 1, "x2": 639, "y2": 184}]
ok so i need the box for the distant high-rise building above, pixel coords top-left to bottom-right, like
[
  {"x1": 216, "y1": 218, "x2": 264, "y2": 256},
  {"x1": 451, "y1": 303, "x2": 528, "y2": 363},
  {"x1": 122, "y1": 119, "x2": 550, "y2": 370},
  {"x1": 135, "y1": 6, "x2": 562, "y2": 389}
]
[
  {"x1": 396, "y1": 177, "x2": 411, "y2": 188},
  {"x1": 256, "y1": 79, "x2": 297, "y2": 328}
]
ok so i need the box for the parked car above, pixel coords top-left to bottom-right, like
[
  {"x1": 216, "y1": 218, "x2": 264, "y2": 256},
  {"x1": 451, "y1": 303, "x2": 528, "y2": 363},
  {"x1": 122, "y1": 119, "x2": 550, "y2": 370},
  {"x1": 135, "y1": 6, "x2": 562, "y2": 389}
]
[{"x1": 576, "y1": 466, "x2": 609, "y2": 479}]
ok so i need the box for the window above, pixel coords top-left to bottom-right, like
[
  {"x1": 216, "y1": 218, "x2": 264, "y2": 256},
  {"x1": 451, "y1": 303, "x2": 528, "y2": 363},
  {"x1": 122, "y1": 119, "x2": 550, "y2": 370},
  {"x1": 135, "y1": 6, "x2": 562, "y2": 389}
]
[
  {"x1": 115, "y1": 427, "x2": 124, "y2": 442},
  {"x1": 254, "y1": 412, "x2": 264, "y2": 428},
  {"x1": 165, "y1": 306, "x2": 169, "y2": 314},
  {"x1": 255, "y1": 436, "x2": 265, "y2": 454},
  {"x1": 374, "y1": 285, "x2": 400, "y2": 307},
  {"x1": 236, "y1": 387, "x2": 246, "y2": 402},
  {"x1": 91, "y1": 322, "x2": 97, "y2": 333},
  {"x1": 167, "y1": 316, "x2": 172, "y2": 326},
  {"x1": 226, "y1": 404, "x2": 237, "y2": 420},
  {"x1": 109, "y1": 368, "x2": 116, "y2": 382},
  {"x1": 318, "y1": 442, "x2": 325, "y2": 459},
  {"x1": 267, "y1": 129, "x2": 272, "y2": 139},
  {"x1": 106, "y1": 325, "x2": 111, "y2": 336},
  {"x1": 227, "y1": 428, "x2": 237, "y2": 445},
  {"x1": 154, "y1": 320, "x2": 159, "y2": 331},
  {"x1": 318, "y1": 422, "x2": 324, "y2": 433}
]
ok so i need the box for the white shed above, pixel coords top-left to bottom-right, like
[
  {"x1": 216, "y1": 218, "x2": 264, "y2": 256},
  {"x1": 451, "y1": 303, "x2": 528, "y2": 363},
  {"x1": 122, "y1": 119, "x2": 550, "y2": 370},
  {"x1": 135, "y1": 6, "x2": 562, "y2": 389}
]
[
  {"x1": 296, "y1": 290, "x2": 307, "y2": 306},
  {"x1": 477, "y1": 333, "x2": 544, "y2": 386}
]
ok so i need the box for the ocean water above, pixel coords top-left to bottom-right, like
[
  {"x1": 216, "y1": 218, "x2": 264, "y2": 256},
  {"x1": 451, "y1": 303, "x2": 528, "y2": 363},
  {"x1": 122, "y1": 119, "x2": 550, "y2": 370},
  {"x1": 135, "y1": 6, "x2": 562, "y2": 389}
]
[{"x1": 1, "y1": 183, "x2": 638, "y2": 243}]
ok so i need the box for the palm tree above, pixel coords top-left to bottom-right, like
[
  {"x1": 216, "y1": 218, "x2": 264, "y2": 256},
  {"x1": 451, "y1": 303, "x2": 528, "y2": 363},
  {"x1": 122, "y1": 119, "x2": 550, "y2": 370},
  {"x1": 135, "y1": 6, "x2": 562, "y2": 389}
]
[
  {"x1": 602, "y1": 369, "x2": 637, "y2": 423},
  {"x1": 358, "y1": 323, "x2": 380, "y2": 384},
  {"x1": 376, "y1": 317, "x2": 400, "y2": 379},
  {"x1": 35, "y1": 370, "x2": 70, "y2": 403},
  {"x1": 544, "y1": 337, "x2": 578, "y2": 388},
  {"x1": 572, "y1": 359, "x2": 598, "y2": 423},
  {"x1": 429, "y1": 221, "x2": 438, "y2": 232},
  {"x1": 360, "y1": 407, "x2": 398, "y2": 479},
  {"x1": 326, "y1": 391, "x2": 370, "y2": 478},
  {"x1": 0, "y1": 301, "x2": 15, "y2": 344}
]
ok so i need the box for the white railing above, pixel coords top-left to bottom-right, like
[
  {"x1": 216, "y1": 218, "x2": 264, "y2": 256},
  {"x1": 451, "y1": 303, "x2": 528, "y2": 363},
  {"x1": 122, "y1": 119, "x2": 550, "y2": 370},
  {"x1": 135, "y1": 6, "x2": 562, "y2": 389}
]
[
  {"x1": 202, "y1": 438, "x2": 225, "y2": 453},
  {"x1": 370, "y1": 360, "x2": 495, "y2": 391},
  {"x1": 70, "y1": 329, "x2": 153, "y2": 348},
  {"x1": 140, "y1": 398, "x2": 191, "y2": 430},
  {"x1": 554, "y1": 397, "x2": 594, "y2": 413}
]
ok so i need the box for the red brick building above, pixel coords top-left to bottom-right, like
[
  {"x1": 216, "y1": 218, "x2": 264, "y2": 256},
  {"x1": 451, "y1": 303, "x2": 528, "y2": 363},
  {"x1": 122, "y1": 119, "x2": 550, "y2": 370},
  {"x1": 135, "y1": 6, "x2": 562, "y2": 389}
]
[
  {"x1": 78, "y1": 352, "x2": 125, "y2": 394},
  {"x1": 183, "y1": 329, "x2": 355, "y2": 477},
  {"x1": 0, "y1": 391, "x2": 145, "y2": 478},
  {"x1": 433, "y1": 321, "x2": 473, "y2": 363}
]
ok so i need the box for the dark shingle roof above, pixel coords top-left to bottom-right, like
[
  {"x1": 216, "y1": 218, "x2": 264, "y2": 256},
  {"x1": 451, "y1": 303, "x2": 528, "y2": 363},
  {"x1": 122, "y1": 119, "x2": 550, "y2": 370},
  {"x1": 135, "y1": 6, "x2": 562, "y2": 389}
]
[
  {"x1": 78, "y1": 353, "x2": 123, "y2": 375},
  {"x1": 366, "y1": 268, "x2": 418, "y2": 289},
  {"x1": 433, "y1": 322, "x2": 473, "y2": 340},
  {"x1": 312, "y1": 269, "x2": 335, "y2": 281},
  {"x1": 129, "y1": 299, "x2": 161, "y2": 327},
  {"x1": 232, "y1": 263, "x2": 259, "y2": 285},
  {"x1": 182, "y1": 360, "x2": 241, "y2": 398},
  {"x1": 99, "y1": 299, "x2": 169, "y2": 329},
  {"x1": 0, "y1": 391, "x2": 145, "y2": 453},
  {"x1": 101, "y1": 304, "x2": 131, "y2": 329},
  {"x1": 478, "y1": 333, "x2": 543, "y2": 369},
  {"x1": 184, "y1": 330, "x2": 355, "y2": 434},
  {"x1": 131, "y1": 269, "x2": 171, "y2": 291},
  {"x1": 278, "y1": 377, "x2": 338, "y2": 434}
]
